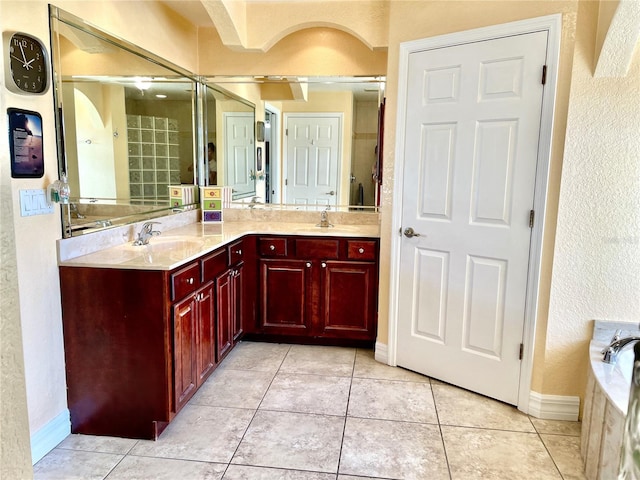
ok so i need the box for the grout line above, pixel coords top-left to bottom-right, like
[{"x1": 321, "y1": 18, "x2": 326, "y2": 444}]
[
  {"x1": 334, "y1": 348, "x2": 357, "y2": 478},
  {"x1": 219, "y1": 343, "x2": 293, "y2": 479},
  {"x1": 430, "y1": 377, "x2": 453, "y2": 480}
]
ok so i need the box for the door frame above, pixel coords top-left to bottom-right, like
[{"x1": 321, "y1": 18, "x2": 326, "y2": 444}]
[
  {"x1": 265, "y1": 102, "x2": 281, "y2": 204},
  {"x1": 388, "y1": 15, "x2": 561, "y2": 414},
  {"x1": 283, "y1": 112, "x2": 343, "y2": 206}
]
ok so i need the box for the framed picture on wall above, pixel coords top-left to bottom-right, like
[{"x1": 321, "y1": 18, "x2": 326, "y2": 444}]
[{"x1": 8, "y1": 108, "x2": 44, "y2": 178}]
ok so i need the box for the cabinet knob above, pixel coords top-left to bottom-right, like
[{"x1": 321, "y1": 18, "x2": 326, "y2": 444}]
[
  {"x1": 358, "y1": 247, "x2": 365, "y2": 254},
  {"x1": 306, "y1": 262, "x2": 312, "y2": 268},
  {"x1": 186, "y1": 277, "x2": 194, "y2": 285},
  {"x1": 321, "y1": 262, "x2": 327, "y2": 268},
  {"x1": 235, "y1": 249, "x2": 242, "y2": 255},
  {"x1": 269, "y1": 245, "x2": 275, "y2": 251}
]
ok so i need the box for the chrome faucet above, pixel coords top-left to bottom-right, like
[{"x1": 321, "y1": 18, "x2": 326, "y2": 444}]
[
  {"x1": 317, "y1": 209, "x2": 333, "y2": 228},
  {"x1": 69, "y1": 203, "x2": 85, "y2": 219},
  {"x1": 602, "y1": 335, "x2": 640, "y2": 364},
  {"x1": 133, "y1": 221, "x2": 162, "y2": 246},
  {"x1": 248, "y1": 196, "x2": 260, "y2": 209}
]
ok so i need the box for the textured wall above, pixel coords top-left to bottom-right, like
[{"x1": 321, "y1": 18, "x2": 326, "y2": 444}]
[{"x1": 544, "y1": 0, "x2": 640, "y2": 398}]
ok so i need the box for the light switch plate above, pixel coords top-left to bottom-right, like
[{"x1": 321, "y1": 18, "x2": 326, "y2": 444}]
[{"x1": 19, "y1": 189, "x2": 54, "y2": 216}]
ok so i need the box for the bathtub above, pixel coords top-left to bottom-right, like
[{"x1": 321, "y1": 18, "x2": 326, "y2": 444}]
[{"x1": 581, "y1": 320, "x2": 640, "y2": 480}]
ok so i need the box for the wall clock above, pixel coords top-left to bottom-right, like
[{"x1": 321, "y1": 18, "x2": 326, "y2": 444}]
[{"x1": 3, "y1": 32, "x2": 49, "y2": 95}]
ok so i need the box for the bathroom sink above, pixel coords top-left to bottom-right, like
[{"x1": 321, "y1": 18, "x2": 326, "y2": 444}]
[{"x1": 123, "y1": 236, "x2": 205, "y2": 254}]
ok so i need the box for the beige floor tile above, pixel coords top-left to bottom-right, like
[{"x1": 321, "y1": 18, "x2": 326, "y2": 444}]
[
  {"x1": 191, "y1": 367, "x2": 275, "y2": 409},
  {"x1": 347, "y1": 377, "x2": 438, "y2": 424},
  {"x1": 222, "y1": 341, "x2": 290, "y2": 373},
  {"x1": 107, "y1": 455, "x2": 226, "y2": 479},
  {"x1": 432, "y1": 383, "x2": 535, "y2": 431},
  {"x1": 279, "y1": 345, "x2": 356, "y2": 377},
  {"x1": 353, "y1": 349, "x2": 429, "y2": 383},
  {"x1": 130, "y1": 404, "x2": 254, "y2": 463},
  {"x1": 338, "y1": 476, "x2": 389, "y2": 480},
  {"x1": 33, "y1": 448, "x2": 122, "y2": 480},
  {"x1": 223, "y1": 465, "x2": 335, "y2": 479},
  {"x1": 260, "y1": 372, "x2": 351, "y2": 416},
  {"x1": 531, "y1": 417, "x2": 582, "y2": 436},
  {"x1": 232, "y1": 410, "x2": 344, "y2": 473},
  {"x1": 56, "y1": 434, "x2": 137, "y2": 454},
  {"x1": 541, "y1": 434, "x2": 588, "y2": 480},
  {"x1": 442, "y1": 425, "x2": 562, "y2": 480},
  {"x1": 339, "y1": 417, "x2": 449, "y2": 480}
]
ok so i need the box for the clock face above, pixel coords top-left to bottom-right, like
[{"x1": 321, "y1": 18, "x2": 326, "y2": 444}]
[{"x1": 7, "y1": 33, "x2": 48, "y2": 94}]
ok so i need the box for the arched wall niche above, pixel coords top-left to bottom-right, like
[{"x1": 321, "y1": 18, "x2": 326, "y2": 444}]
[{"x1": 198, "y1": 26, "x2": 387, "y2": 76}]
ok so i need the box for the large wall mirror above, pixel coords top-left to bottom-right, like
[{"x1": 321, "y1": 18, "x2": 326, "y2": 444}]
[
  {"x1": 209, "y1": 76, "x2": 385, "y2": 210},
  {"x1": 50, "y1": 8, "x2": 383, "y2": 237},
  {"x1": 50, "y1": 7, "x2": 205, "y2": 237}
]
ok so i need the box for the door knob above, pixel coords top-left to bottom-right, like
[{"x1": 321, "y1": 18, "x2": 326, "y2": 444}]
[
  {"x1": 325, "y1": 190, "x2": 335, "y2": 196},
  {"x1": 403, "y1": 227, "x2": 421, "y2": 238}
]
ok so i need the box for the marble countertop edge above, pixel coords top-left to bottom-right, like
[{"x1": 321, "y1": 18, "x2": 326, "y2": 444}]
[{"x1": 58, "y1": 219, "x2": 380, "y2": 271}]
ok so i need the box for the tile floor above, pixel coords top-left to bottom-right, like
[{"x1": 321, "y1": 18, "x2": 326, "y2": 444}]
[{"x1": 34, "y1": 342, "x2": 587, "y2": 480}]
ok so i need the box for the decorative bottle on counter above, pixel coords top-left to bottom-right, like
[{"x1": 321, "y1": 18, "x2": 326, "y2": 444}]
[{"x1": 618, "y1": 341, "x2": 640, "y2": 479}]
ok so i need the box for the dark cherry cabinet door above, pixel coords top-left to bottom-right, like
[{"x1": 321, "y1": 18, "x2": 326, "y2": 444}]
[
  {"x1": 195, "y1": 282, "x2": 216, "y2": 386},
  {"x1": 216, "y1": 269, "x2": 234, "y2": 361},
  {"x1": 173, "y1": 294, "x2": 197, "y2": 412},
  {"x1": 320, "y1": 261, "x2": 378, "y2": 339},
  {"x1": 259, "y1": 259, "x2": 313, "y2": 334}
]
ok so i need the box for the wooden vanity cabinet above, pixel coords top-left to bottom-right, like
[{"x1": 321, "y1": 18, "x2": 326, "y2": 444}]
[
  {"x1": 255, "y1": 236, "x2": 379, "y2": 345},
  {"x1": 172, "y1": 280, "x2": 215, "y2": 412},
  {"x1": 58, "y1": 241, "x2": 251, "y2": 440},
  {"x1": 60, "y1": 266, "x2": 176, "y2": 439},
  {"x1": 211, "y1": 237, "x2": 256, "y2": 362}
]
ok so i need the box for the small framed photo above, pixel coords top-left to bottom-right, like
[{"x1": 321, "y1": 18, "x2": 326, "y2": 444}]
[{"x1": 8, "y1": 108, "x2": 44, "y2": 178}]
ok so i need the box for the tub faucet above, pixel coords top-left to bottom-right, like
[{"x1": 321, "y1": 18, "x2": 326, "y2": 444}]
[
  {"x1": 602, "y1": 336, "x2": 640, "y2": 364},
  {"x1": 133, "y1": 221, "x2": 161, "y2": 246}
]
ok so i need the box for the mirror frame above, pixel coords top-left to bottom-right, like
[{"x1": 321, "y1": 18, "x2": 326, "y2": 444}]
[{"x1": 50, "y1": 7, "x2": 203, "y2": 238}]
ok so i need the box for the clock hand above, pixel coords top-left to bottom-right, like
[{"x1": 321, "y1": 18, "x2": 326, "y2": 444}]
[
  {"x1": 11, "y1": 54, "x2": 28, "y2": 65},
  {"x1": 18, "y1": 43, "x2": 28, "y2": 64}
]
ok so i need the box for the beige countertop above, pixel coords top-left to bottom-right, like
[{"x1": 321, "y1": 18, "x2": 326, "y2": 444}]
[{"x1": 58, "y1": 220, "x2": 380, "y2": 271}]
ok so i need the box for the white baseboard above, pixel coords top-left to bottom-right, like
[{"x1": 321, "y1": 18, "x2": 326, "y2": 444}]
[
  {"x1": 528, "y1": 391, "x2": 580, "y2": 421},
  {"x1": 374, "y1": 342, "x2": 388, "y2": 364},
  {"x1": 31, "y1": 409, "x2": 71, "y2": 464}
]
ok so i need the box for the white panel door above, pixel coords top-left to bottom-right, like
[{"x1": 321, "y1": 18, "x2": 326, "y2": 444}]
[
  {"x1": 397, "y1": 31, "x2": 548, "y2": 405},
  {"x1": 285, "y1": 115, "x2": 340, "y2": 208},
  {"x1": 225, "y1": 113, "x2": 255, "y2": 199}
]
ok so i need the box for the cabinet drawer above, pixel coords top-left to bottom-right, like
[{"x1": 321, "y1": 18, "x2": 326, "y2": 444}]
[
  {"x1": 258, "y1": 237, "x2": 288, "y2": 257},
  {"x1": 295, "y1": 238, "x2": 339, "y2": 259},
  {"x1": 201, "y1": 248, "x2": 228, "y2": 282},
  {"x1": 228, "y1": 239, "x2": 244, "y2": 265},
  {"x1": 347, "y1": 240, "x2": 378, "y2": 260},
  {"x1": 171, "y1": 262, "x2": 201, "y2": 301}
]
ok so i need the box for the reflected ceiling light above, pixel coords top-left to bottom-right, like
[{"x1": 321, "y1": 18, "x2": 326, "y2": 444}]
[{"x1": 155, "y1": 94, "x2": 167, "y2": 99}]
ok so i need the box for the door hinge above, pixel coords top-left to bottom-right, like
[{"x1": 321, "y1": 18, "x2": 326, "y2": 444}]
[
  {"x1": 519, "y1": 343, "x2": 524, "y2": 360},
  {"x1": 529, "y1": 210, "x2": 535, "y2": 228},
  {"x1": 285, "y1": 178, "x2": 288, "y2": 186},
  {"x1": 541, "y1": 65, "x2": 547, "y2": 85},
  {"x1": 285, "y1": 128, "x2": 288, "y2": 136}
]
